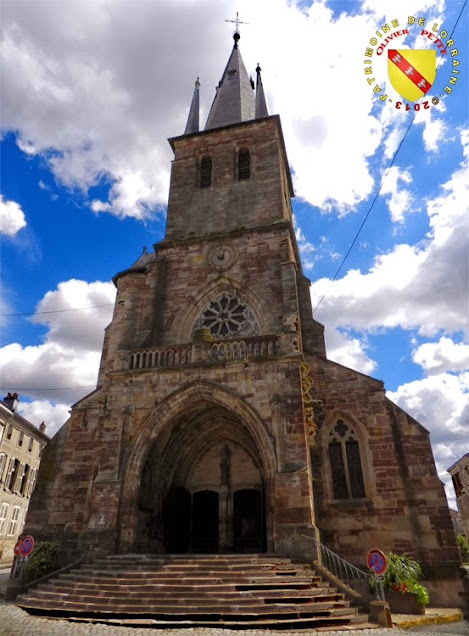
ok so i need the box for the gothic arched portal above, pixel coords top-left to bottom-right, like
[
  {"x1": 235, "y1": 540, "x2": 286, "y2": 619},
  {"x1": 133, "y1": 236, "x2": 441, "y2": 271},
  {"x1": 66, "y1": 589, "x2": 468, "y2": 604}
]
[{"x1": 119, "y1": 382, "x2": 274, "y2": 554}]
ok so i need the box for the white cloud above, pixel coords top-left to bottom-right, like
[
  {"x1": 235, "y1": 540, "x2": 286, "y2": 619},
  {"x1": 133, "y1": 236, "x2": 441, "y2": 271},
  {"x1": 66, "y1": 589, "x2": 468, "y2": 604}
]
[
  {"x1": 32, "y1": 279, "x2": 116, "y2": 350},
  {"x1": 240, "y1": 1, "x2": 383, "y2": 213},
  {"x1": 380, "y1": 166, "x2": 413, "y2": 222},
  {"x1": 326, "y1": 329, "x2": 377, "y2": 376},
  {"x1": 0, "y1": 280, "x2": 115, "y2": 408},
  {"x1": 16, "y1": 138, "x2": 36, "y2": 155},
  {"x1": 387, "y1": 372, "x2": 469, "y2": 507},
  {"x1": 413, "y1": 337, "x2": 469, "y2": 374},
  {"x1": 421, "y1": 115, "x2": 446, "y2": 152},
  {"x1": 18, "y1": 401, "x2": 71, "y2": 439},
  {"x1": 311, "y1": 128, "x2": 469, "y2": 351},
  {"x1": 2, "y1": 0, "x2": 437, "y2": 219},
  {"x1": 1, "y1": 1, "x2": 233, "y2": 219},
  {"x1": 0, "y1": 195, "x2": 27, "y2": 236}
]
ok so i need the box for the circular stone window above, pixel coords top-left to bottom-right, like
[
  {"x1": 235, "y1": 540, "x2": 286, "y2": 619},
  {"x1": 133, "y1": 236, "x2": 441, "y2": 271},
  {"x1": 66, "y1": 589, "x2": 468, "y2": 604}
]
[{"x1": 194, "y1": 294, "x2": 258, "y2": 339}]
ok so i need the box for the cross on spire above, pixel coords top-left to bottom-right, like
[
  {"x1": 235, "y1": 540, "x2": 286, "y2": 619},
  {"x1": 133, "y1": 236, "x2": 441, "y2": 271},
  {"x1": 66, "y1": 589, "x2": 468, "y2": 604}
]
[{"x1": 225, "y1": 11, "x2": 249, "y2": 34}]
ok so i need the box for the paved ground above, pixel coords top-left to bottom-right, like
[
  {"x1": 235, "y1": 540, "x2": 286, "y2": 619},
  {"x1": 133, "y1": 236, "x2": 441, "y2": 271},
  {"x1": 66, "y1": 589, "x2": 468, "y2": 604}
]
[
  {"x1": 408, "y1": 622, "x2": 469, "y2": 634},
  {"x1": 0, "y1": 600, "x2": 468, "y2": 636}
]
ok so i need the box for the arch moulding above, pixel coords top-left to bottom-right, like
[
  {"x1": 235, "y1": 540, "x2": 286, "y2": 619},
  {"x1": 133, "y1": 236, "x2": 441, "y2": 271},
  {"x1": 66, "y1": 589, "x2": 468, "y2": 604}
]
[
  {"x1": 173, "y1": 275, "x2": 268, "y2": 343},
  {"x1": 320, "y1": 408, "x2": 375, "y2": 502},
  {"x1": 118, "y1": 380, "x2": 276, "y2": 551}
]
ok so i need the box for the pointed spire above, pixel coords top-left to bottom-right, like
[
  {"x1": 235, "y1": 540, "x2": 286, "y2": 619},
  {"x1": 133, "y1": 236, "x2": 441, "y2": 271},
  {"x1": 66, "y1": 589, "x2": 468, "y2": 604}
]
[
  {"x1": 204, "y1": 33, "x2": 255, "y2": 130},
  {"x1": 184, "y1": 78, "x2": 200, "y2": 135},
  {"x1": 255, "y1": 64, "x2": 268, "y2": 119}
]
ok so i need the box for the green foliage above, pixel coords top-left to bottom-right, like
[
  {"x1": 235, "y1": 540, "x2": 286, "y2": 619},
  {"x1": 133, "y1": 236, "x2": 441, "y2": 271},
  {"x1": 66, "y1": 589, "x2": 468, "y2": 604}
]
[
  {"x1": 382, "y1": 552, "x2": 429, "y2": 605},
  {"x1": 22, "y1": 541, "x2": 59, "y2": 585},
  {"x1": 408, "y1": 581, "x2": 430, "y2": 606},
  {"x1": 383, "y1": 552, "x2": 423, "y2": 587},
  {"x1": 456, "y1": 533, "x2": 469, "y2": 562}
]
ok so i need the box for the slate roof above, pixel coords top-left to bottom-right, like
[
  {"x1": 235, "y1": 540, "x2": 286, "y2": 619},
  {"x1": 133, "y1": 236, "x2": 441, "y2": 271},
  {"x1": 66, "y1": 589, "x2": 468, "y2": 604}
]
[
  {"x1": 184, "y1": 78, "x2": 200, "y2": 134},
  {"x1": 112, "y1": 248, "x2": 156, "y2": 285},
  {"x1": 204, "y1": 34, "x2": 256, "y2": 130}
]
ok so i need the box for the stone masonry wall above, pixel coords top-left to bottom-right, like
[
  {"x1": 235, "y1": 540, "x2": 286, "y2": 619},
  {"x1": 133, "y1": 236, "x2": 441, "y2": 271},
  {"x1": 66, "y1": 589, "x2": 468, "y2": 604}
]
[
  {"x1": 307, "y1": 354, "x2": 461, "y2": 579},
  {"x1": 166, "y1": 117, "x2": 292, "y2": 240}
]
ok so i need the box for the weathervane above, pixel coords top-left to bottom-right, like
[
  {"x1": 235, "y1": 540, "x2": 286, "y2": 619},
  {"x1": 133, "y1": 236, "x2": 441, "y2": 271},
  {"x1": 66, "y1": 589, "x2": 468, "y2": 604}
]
[{"x1": 225, "y1": 11, "x2": 249, "y2": 34}]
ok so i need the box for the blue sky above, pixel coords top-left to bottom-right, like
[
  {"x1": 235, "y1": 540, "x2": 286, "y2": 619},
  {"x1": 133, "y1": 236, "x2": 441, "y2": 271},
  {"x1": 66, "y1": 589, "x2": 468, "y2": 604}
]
[{"x1": 1, "y1": 0, "x2": 468, "y2": 507}]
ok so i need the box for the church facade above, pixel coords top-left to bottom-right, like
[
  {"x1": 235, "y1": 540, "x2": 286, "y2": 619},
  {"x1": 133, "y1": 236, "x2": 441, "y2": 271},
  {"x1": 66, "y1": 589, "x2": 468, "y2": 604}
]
[{"x1": 26, "y1": 33, "x2": 464, "y2": 606}]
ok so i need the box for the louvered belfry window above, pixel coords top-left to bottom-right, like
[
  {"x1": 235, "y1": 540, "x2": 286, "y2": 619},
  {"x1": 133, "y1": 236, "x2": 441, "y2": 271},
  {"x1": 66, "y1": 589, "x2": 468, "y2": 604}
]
[
  {"x1": 238, "y1": 148, "x2": 250, "y2": 180},
  {"x1": 200, "y1": 156, "x2": 212, "y2": 188}
]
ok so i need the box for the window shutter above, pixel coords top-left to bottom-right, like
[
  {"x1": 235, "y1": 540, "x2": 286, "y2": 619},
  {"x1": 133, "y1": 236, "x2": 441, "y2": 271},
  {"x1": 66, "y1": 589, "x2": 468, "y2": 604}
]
[
  {"x1": 200, "y1": 157, "x2": 212, "y2": 188},
  {"x1": 238, "y1": 149, "x2": 250, "y2": 180}
]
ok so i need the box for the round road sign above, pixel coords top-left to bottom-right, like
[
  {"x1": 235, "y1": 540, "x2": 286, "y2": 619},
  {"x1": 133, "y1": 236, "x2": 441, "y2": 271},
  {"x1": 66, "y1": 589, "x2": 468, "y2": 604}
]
[
  {"x1": 367, "y1": 549, "x2": 387, "y2": 574},
  {"x1": 14, "y1": 540, "x2": 22, "y2": 556},
  {"x1": 19, "y1": 535, "x2": 35, "y2": 556}
]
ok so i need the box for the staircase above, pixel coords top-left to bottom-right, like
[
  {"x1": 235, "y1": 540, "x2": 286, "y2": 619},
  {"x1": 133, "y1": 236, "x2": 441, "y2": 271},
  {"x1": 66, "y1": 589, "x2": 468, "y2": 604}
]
[{"x1": 17, "y1": 554, "x2": 374, "y2": 629}]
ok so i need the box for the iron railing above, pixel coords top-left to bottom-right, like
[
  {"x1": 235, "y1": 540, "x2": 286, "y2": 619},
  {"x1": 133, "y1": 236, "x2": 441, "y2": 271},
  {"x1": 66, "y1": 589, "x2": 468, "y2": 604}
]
[{"x1": 302, "y1": 533, "x2": 383, "y2": 602}]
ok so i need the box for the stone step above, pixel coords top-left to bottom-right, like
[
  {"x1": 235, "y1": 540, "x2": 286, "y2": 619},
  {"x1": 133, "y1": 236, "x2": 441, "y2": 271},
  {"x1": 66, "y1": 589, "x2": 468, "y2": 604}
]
[
  {"x1": 23, "y1": 612, "x2": 365, "y2": 630},
  {"x1": 17, "y1": 596, "x2": 356, "y2": 617},
  {"x1": 75, "y1": 567, "x2": 319, "y2": 580},
  {"x1": 16, "y1": 553, "x2": 372, "y2": 630},
  {"x1": 46, "y1": 580, "x2": 338, "y2": 599},
  {"x1": 84, "y1": 558, "x2": 309, "y2": 568},
  {"x1": 44, "y1": 581, "x2": 338, "y2": 596},
  {"x1": 25, "y1": 588, "x2": 348, "y2": 607},
  {"x1": 58, "y1": 573, "x2": 320, "y2": 588},
  {"x1": 100, "y1": 553, "x2": 290, "y2": 561},
  {"x1": 91, "y1": 562, "x2": 294, "y2": 570}
]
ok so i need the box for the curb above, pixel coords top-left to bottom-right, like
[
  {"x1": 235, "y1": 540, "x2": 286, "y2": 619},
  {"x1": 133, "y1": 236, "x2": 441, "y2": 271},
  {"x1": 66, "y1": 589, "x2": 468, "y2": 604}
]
[{"x1": 392, "y1": 608, "x2": 463, "y2": 629}]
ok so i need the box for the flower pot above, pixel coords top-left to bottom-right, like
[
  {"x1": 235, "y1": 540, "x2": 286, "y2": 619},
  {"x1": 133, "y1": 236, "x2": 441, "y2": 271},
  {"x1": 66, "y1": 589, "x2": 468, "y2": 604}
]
[{"x1": 385, "y1": 589, "x2": 425, "y2": 614}]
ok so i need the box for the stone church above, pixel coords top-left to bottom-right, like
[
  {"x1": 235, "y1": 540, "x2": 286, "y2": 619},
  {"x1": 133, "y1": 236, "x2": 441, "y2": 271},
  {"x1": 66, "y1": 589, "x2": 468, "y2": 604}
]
[{"x1": 26, "y1": 31, "x2": 464, "y2": 606}]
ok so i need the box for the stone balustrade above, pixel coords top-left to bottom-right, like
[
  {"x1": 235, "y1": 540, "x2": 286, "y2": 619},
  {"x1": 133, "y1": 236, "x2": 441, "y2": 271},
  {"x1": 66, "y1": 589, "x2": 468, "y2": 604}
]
[
  {"x1": 129, "y1": 345, "x2": 193, "y2": 370},
  {"x1": 128, "y1": 335, "x2": 280, "y2": 371},
  {"x1": 211, "y1": 336, "x2": 279, "y2": 361}
]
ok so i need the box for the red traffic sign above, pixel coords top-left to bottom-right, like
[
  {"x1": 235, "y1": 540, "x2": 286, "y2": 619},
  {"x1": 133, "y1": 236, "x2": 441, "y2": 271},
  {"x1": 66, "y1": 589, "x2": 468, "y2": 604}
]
[
  {"x1": 367, "y1": 549, "x2": 387, "y2": 574},
  {"x1": 14, "y1": 540, "x2": 22, "y2": 556},
  {"x1": 19, "y1": 535, "x2": 34, "y2": 556}
]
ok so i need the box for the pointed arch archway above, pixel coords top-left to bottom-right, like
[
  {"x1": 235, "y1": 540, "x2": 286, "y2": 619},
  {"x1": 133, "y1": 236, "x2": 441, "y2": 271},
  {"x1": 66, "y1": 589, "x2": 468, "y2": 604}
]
[{"x1": 118, "y1": 381, "x2": 276, "y2": 554}]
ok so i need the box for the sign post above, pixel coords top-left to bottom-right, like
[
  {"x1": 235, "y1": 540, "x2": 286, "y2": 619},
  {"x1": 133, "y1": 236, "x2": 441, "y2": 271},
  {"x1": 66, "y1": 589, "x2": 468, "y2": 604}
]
[
  {"x1": 19, "y1": 535, "x2": 34, "y2": 556},
  {"x1": 367, "y1": 549, "x2": 387, "y2": 601},
  {"x1": 11, "y1": 535, "x2": 35, "y2": 582}
]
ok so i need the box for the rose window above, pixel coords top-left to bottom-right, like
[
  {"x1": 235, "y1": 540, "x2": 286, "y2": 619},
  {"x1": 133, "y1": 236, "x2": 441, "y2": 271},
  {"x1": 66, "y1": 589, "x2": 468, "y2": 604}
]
[{"x1": 194, "y1": 294, "x2": 258, "y2": 339}]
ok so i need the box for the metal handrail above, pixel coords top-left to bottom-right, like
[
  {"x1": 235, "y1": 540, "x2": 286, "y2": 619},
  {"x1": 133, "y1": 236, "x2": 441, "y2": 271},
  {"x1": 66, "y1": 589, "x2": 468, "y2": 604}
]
[{"x1": 302, "y1": 533, "x2": 382, "y2": 602}]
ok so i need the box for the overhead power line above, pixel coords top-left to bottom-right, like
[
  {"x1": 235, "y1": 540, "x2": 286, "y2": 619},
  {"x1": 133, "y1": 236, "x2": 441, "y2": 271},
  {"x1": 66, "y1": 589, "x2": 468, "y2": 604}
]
[
  {"x1": 2, "y1": 303, "x2": 114, "y2": 317},
  {"x1": 312, "y1": 0, "x2": 467, "y2": 315},
  {"x1": 1, "y1": 385, "x2": 96, "y2": 392}
]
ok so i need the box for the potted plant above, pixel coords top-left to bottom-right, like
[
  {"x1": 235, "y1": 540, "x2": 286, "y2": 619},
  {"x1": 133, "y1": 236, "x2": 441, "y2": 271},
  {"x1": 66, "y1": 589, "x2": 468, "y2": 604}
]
[{"x1": 382, "y1": 552, "x2": 429, "y2": 614}]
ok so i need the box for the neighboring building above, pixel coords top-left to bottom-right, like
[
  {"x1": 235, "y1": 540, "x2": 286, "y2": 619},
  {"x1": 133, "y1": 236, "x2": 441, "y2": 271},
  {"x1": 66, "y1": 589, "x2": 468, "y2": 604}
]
[
  {"x1": 449, "y1": 507, "x2": 464, "y2": 537},
  {"x1": 449, "y1": 453, "x2": 469, "y2": 539},
  {"x1": 0, "y1": 394, "x2": 49, "y2": 567},
  {"x1": 25, "y1": 31, "x2": 465, "y2": 606}
]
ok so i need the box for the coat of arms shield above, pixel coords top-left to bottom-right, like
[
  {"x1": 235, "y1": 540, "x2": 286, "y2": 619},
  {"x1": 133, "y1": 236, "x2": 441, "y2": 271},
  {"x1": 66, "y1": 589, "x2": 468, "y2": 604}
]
[{"x1": 388, "y1": 49, "x2": 436, "y2": 101}]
